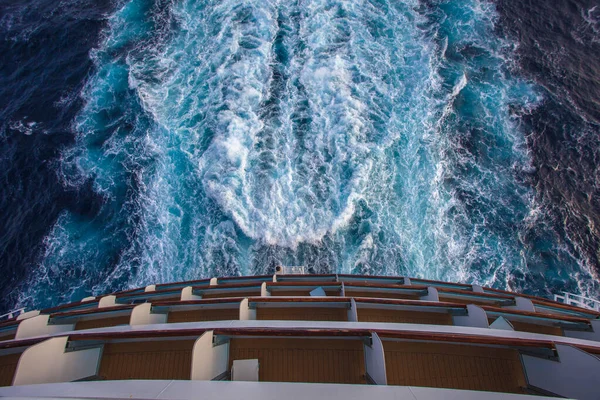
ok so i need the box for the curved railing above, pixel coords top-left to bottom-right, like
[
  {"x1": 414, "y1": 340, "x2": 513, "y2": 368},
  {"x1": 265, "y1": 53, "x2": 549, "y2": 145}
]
[
  {"x1": 0, "y1": 308, "x2": 25, "y2": 321},
  {"x1": 554, "y1": 292, "x2": 600, "y2": 312}
]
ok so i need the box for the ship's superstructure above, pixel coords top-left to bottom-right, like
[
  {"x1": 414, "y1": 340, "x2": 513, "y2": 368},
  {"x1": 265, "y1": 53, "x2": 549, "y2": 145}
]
[{"x1": 0, "y1": 273, "x2": 599, "y2": 400}]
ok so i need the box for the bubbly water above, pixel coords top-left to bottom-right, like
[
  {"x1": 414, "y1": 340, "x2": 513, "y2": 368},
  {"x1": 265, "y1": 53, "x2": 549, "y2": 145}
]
[{"x1": 2, "y1": 0, "x2": 599, "y2": 310}]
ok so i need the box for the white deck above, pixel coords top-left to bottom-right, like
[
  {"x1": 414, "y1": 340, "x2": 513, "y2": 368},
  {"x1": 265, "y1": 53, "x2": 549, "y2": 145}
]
[
  {"x1": 0, "y1": 380, "x2": 564, "y2": 400},
  {"x1": 7, "y1": 319, "x2": 600, "y2": 351}
]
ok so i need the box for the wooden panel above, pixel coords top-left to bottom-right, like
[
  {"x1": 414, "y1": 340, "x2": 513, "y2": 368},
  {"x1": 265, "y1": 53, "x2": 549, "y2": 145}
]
[
  {"x1": 481, "y1": 305, "x2": 590, "y2": 324},
  {"x1": 439, "y1": 296, "x2": 499, "y2": 306},
  {"x1": 52, "y1": 305, "x2": 134, "y2": 318},
  {"x1": 0, "y1": 353, "x2": 21, "y2": 387},
  {"x1": 408, "y1": 277, "x2": 472, "y2": 289},
  {"x1": 346, "y1": 290, "x2": 420, "y2": 300},
  {"x1": 438, "y1": 288, "x2": 513, "y2": 300},
  {"x1": 0, "y1": 332, "x2": 15, "y2": 342},
  {"x1": 249, "y1": 297, "x2": 351, "y2": 304},
  {"x1": 229, "y1": 338, "x2": 366, "y2": 384},
  {"x1": 267, "y1": 281, "x2": 341, "y2": 287},
  {"x1": 167, "y1": 308, "x2": 239, "y2": 323},
  {"x1": 41, "y1": 301, "x2": 99, "y2": 314},
  {"x1": 354, "y1": 297, "x2": 466, "y2": 308},
  {"x1": 509, "y1": 320, "x2": 563, "y2": 336},
  {"x1": 97, "y1": 340, "x2": 194, "y2": 380},
  {"x1": 202, "y1": 290, "x2": 260, "y2": 299},
  {"x1": 257, "y1": 307, "x2": 347, "y2": 321},
  {"x1": 357, "y1": 309, "x2": 452, "y2": 325},
  {"x1": 154, "y1": 298, "x2": 244, "y2": 307},
  {"x1": 75, "y1": 316, "x2": 131, "y2": 331},
  {"x1": 270, "y1": 290, "x2": 341, "y2": 297},
  {"x1": 384, "y1": 341, "x2": 526, "y2": 393}
]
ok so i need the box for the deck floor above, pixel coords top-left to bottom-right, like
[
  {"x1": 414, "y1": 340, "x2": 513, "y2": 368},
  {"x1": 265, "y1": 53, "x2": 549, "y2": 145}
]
[
  {"x1": 167, "y1": 308, "x2": 239, "y2": 323},
  {"x1": 229, "y1": 338, "x2": 366, "y2": 384},
  {"x1": 257, "y1": 307, "x2": 347, "y2": 322},
  {"x1": 438, "y1": 296, "x2": 498, "y2": 306},
  {"x1": 0, "y1": 353, "x2": 21, "y2": 387},
  {"x1": 384, "y1": 341, "x2": 526, "y2": 393},
  {"x1": 357, "y1": 309, "x2": 452, "y2": 325},
  {"x1": 270, "y1": 290, "x2": 342, "y2": 297},
  {"x1": 75, "y1": 316, "x2": 131, "y2": 330},
  {"x1": 97, "y1": 340, "x2": 194, "y2": 381},
  {"x1": 504, "y1": 319, "x2": 563, "y2": 336},
  {"x1": 345, "y1": 291, "x2": 420, "y2": 300},
  {"x1": 203, "y1": 291, "x2": 260, "y2": 299}
]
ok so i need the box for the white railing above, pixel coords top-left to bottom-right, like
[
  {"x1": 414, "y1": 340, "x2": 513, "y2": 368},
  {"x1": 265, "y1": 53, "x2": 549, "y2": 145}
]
[
  {"x1": 0, "y1": 307, "x2": 26, "y2": 321},
  {"x1": 275, "y1": 265, "x2": 307, "y2": 275},
  {"x1": 554, "y1": 292, "x2": 600, "y2": 312}
]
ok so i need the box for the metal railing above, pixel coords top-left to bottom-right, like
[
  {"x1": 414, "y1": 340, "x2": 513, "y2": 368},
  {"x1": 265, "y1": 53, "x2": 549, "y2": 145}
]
[
  {"x1": 554, "y1": 292, "x2": 600, "y2": 312},
  {"x1": 0, "y1": 307, "x2": 26, "y2": 321}
]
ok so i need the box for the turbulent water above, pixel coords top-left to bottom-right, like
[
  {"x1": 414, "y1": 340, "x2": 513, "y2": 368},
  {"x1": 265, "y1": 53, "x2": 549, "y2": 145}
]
[{"x1": 1, "y1": 0, "x2": 599, "y2": 311}]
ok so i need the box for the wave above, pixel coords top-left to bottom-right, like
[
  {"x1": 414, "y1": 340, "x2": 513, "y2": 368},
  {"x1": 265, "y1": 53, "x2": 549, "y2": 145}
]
[{"x1": 11, "y1": 0, "x2": 598, "y2": 309}]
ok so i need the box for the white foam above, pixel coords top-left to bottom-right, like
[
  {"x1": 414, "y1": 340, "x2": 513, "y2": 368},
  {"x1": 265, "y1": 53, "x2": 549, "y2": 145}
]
[{"x1": 18, "y1": 0, "x2": 599, "y2": 310}]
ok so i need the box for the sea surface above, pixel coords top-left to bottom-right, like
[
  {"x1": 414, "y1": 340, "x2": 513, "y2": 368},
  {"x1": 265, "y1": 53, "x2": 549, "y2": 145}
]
[{"x1": 0, "y1": 0, "x2": 599, "y2": 312}]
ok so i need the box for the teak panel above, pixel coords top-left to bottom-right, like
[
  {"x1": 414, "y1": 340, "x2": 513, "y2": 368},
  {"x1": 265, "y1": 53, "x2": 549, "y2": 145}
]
[
  {"x1": 202, "y1": 291, "x2": 260, "y2": 299},
  {"x1": 439, "y1": 296, "x2": 500, "y2": 306},
  {"x1": 270, "y1": 290, "x2": 341, "y2": 297},
  {"x1": 508, "y1": 320, "x2": 563, "y2": 336},
  {"x1": 0, "y1": 353, "x2": 21, "y2": 387},
  {"x1": 229, "y1": 338, "x2": 366, "y2": 384},
  {"x1": 167, "y1": 308, "x2": 240, "y2": 323},
  {"x1": 97, "y1": 340, "x2": 194, "y2": 380},
  {"x1": 357, "y1": 309, "x2": 452, "y2": 325},
  {"x1": 384, "y1": 341, "x2": 526, "y2": 393},
  {"x1": 257, "y1": 307, "x2": 347, "y2": 322},
  {"x1": 345, "y1": 290, "x2": 420, "y2": 300},
  {"x1": 75, "y1": 316, "x2": 131, "y2": 331},
  {"x1": 0, "y1": 332, "x2": 15, "y2": 342}
]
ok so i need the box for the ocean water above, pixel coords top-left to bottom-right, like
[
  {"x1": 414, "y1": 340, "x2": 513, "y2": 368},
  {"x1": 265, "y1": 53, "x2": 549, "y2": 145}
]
[{"x1": 0, "y1": 0, "x2": 599, "y2": 311}]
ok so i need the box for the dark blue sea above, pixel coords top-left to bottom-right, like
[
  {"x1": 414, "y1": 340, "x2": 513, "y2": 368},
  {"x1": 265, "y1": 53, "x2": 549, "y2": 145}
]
[{"x1": 1, "y1": 0, "x2": 599, "y2": 312}]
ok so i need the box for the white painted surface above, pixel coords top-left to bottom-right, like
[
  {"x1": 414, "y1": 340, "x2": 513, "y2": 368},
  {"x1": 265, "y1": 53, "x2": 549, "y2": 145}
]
[
  {"x1": 310, "y1": 287, "x2": 326, "y2": 296},
  {"x1": 12, "y1": 337, "x2": 101, "y2": 386},
  {"x1": 348, "y1": 298, "x2": 358, "y2": 322},
  {"x1": 144, "y1": 285, "x2": 156, "y2": 292},
  {"x1": 15, "y1": 310, "x2": 39, "y2": 321},
  {"x1": 420, "y1": 287, "x2": 439, "y2": 301},
  {"x1": 489, "y1": 316, "x2": 514, "y2": 331},
  {"x1": 260, "y1": 282, "x2": 269, "y2": 297},
  {"x1": 210, "y1": 278, "x2": 218, "y2": 286},
  {"x1": 191, "y1": 331, "x2": 229, "y2": 380},
  {"x1": 505, "y1": 297, "x2": 535, "y2": 312},
  {"x1": 81, "y1": 297, "x2": 96, "y2": 303},
  {"x1": 452, "y1": 304, "x2": 489, "y2": 329},
  {"x1": 471, "y1": 284, "x2": 484, "y2": 293},
  {"x1": 98, "y1": 295, "x2": 116, "y2": 308},
  {"x1": 564, "y1": 319, "x2": 600, "y2": 342},
  {"x1": 522, "y1": 344, "x2": 600, "y2": 400},
  {"x1": 240, "y1": 299, "x2": 256, "y2": 321},
  {"x1": 180, "y1": 286, "x2": 202, "y2": 301},
  {"x1": 7, "y1": 319, "x2": 600, "y2": 353},
  {"x1": 130, "y1": 303, "x2": 167, "y2": 325},
  {"x1": 364, "y1": 332, "x2": 387, "y2": 385},
  {"x1": 231, "y1": 359, "x2": 259, "y2": 381},
  {"x1": 0, "y1": 380, "x2": 561, "y2": 400},
  {"x1": 15, "y1": 315, "x2": 74, "y2": 340}
]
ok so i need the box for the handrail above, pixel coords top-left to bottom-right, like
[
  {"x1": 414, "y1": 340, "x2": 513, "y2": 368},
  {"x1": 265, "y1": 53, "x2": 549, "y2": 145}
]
[
  {"x1": 554, "y1": 292, "x2": 600, "y2": 312},
  {"x1": 0, "y1": 307, "x2": 26, "y2": 321}
]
